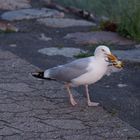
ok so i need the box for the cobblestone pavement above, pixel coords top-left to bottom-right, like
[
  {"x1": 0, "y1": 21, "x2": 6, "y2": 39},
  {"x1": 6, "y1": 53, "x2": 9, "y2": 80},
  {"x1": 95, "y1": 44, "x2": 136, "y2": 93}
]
[{"x1": 0, "y1": 49, "x2": 140, "y2": 140}]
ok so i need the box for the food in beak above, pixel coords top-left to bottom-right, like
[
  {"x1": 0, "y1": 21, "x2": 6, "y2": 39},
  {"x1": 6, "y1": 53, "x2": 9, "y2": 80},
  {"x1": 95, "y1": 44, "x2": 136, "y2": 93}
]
[{"x1": 107, "y1": 53, "x2": 123, "y2": 68}]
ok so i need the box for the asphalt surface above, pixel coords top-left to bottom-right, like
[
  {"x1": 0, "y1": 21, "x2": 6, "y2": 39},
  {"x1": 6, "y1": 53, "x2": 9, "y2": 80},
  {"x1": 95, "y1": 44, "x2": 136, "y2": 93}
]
[{"x1": 0, "y1": 19, "x2": 140, "y2": 131}]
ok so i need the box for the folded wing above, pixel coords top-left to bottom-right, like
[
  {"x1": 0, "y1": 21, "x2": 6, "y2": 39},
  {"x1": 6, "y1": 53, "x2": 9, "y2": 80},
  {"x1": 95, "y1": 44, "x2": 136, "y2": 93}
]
[{"x1": 44, "y1": 57, "x2": 92, "y2": 82}]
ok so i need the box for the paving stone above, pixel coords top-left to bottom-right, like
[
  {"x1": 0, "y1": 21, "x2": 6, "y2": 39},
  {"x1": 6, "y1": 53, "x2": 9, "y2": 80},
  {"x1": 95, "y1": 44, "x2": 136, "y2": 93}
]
[
  {"x1": 0, "y1": 50, "x2": 18, "y2": 59},
  {"x1": 1, "y1": 8, "x2": 64, "y2": 21},
  {"x1": 11, "y1": 120, "x2": 56, "y2": 132},
  {"x1": 0, "y1": 49, "x2": 140, "y2": 139},
  {"x1": 43, "y1": 87, "x2": 81, "y2": 98},
  {"x1": 3, "y1": 135, "x2": 21, "y2": 140},
  {"x1": 0, "y1": 0, "x2": 31, "y2": 10},
  {"x1": 64, "y1": 135, "x2": 103, "y2": 140},
  {"x1": 0, "y1": 103, "x2": 30, "y2": 113},
  {"x1": 38, "y1": 47, "x2": 86, "y2": 58},
  {"x1": 135, "y1": 44, "x2": 140, "y2": 48},
  {"x1": 38, "y1": 18, "x2": 95, "y2": 28},
  {"x1": 0, "y1": 83, "x2": 34, "y2": 92},
  {"x1": 64, "y1": 31, "x2": 135, "y2": 45},
  {"x1": 113, "y1": 49, "x2": 140, "y2": 62},
  {"x1": 17, "y1": 100, "x2": 56, "y2": 109},
  {"x1": 44, "y1": 119, "x2": 85, "y2": 129},
  {"x1": 0, "y1": 126, "x2": 21, "y2": 136},
  {"x1": 20, "y1": 132, "x2": 41, "y2": 140},
  {"x1": 40, "y1": 129, "x2": 89, "y2": 139}
]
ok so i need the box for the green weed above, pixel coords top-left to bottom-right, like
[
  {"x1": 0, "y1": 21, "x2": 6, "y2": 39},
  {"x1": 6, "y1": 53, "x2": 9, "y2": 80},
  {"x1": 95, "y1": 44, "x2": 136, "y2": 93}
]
[
  {"x1": 74, "y1": 52, "x2": 92, "y2": 58},
  {"x1": 54, "y1": 0, "x2": 140, "y2": 41}
]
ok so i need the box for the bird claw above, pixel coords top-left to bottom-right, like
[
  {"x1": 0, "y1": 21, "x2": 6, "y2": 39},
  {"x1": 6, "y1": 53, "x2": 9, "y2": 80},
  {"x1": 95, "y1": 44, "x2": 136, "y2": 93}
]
[
  {"x1": 88, "y1": 102, "x2": 99, "y2": 107},
  {"x1": 70, "y1": 99, "x2": 77, "y2": 106}
]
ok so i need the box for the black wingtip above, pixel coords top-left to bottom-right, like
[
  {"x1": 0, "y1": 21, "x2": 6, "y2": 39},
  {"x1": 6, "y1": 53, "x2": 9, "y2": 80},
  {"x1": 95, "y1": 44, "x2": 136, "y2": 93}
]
[
  {"x1": 31, "y1": 71, "x2": 45, "y2": 79},
  {"x1": 31, "y1": 71, "x2": 55, "y2": 80}
]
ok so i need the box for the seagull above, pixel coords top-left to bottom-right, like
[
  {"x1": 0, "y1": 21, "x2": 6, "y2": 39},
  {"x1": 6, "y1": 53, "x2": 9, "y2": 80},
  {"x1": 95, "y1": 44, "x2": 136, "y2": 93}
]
[{"x1": 32, "y1": 45, "x2": 123, "y2": 106}]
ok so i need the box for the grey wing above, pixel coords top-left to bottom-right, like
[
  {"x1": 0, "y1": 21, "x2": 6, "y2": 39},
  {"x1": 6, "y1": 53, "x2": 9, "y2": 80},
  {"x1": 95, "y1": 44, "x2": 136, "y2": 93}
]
[{"x1": 46, "y1": 57, "x2": 91, "y2": 82}]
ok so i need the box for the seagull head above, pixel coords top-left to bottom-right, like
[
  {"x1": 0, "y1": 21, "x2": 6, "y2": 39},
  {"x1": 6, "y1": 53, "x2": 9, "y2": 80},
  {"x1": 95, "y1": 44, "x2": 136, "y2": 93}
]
[
  {"x1": 94, "y1": 45, "x2": 111, "y2": 58},
  {"x1": 94, "y1": 45, "x2": 123, "y2": 68}
]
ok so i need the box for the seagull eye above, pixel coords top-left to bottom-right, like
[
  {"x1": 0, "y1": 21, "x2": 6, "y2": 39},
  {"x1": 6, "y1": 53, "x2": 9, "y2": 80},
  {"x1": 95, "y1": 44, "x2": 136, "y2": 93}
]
[{"x1": 101, "y1": 49, "x2": 105, "y2": 52}]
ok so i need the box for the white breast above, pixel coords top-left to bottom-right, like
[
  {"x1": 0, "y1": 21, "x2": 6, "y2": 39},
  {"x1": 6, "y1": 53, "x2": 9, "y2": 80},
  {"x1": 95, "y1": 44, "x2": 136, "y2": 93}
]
[{"x1": 71, "y1": 57, "x2": 108, "y2": 86}]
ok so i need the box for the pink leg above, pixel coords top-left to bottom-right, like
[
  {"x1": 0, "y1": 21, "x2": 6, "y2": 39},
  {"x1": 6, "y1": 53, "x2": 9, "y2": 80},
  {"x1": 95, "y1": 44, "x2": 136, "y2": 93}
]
[
  {"x1": 66, "y1": 84, "x2": 77, "y2": 106},
  {"x1": 85, "y1": 85, "x2": 99, "y2": 107}
]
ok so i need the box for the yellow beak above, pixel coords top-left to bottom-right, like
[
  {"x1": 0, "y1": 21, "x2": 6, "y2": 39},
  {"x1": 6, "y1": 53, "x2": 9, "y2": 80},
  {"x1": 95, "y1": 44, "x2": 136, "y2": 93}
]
[
  {"x1": 107, "y1": 53, "x2": 124, "y2": 68},
  {"x1": 107, "y1": 53, "x2": 118, "y2": 62}
]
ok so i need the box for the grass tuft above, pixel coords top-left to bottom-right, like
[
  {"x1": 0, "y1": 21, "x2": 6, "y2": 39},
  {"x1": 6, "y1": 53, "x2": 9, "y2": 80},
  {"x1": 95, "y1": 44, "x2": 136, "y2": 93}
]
[
  {"x1": 117, "y1": 4, "x2": 140, "y2": 41},
  {"x1": 55, "y1": 0, "x2": 140, "y2": 41},
  {"x1": 74, "y1": 52, "x2": 92, "y2": 58}
]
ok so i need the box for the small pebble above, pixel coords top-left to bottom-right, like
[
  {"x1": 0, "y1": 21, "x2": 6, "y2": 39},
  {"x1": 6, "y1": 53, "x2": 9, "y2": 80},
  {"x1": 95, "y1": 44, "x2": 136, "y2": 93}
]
[
  {"x1": 9, "y1": 44, "x2": 17, "y2": 47},
  {"x1": 117, "y1": 83, "x2": 127, "y2": 88}
]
